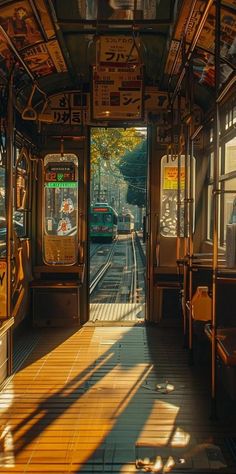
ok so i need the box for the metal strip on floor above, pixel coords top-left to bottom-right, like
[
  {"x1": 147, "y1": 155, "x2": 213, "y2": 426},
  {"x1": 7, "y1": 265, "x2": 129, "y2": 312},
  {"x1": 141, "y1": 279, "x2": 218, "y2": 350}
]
[{"x1": 90, "y1": 303, "x2": 145, "y2": 322}]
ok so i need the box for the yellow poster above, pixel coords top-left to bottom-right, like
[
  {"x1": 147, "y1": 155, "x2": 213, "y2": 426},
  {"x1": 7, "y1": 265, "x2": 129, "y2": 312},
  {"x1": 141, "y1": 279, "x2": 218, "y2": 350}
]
[
  {"x1": 0, "y1": 260, "x2": 7, "y2": 319},
  {"x1": 163, "y1": 166, "x2": 185, "y2": 190},
  {"x1": 46, "y1": 40, "x2": 67, "y2": 73},
  {"x1": 34, "y1": 0, "x2": 55, "y2": 39}
]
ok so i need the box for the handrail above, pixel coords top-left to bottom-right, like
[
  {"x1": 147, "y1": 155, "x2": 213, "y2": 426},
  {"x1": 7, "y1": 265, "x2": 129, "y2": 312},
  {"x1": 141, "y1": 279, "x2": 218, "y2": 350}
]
[
  {"x1": 0, "y1": 317, "x2": 14, "y2": 338},
  {"x1": 22, "y1": 85, "x2": 37, "y2": 121},
  {"x1": 130, "y1": 233, "x2": 137, "y2": 304}
]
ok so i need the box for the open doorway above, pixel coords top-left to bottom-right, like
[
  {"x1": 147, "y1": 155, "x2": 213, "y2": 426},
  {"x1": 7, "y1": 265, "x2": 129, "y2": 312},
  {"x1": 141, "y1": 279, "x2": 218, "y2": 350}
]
[{"x1": 89, "y1": 127, "x2": 147, "y2": 323}]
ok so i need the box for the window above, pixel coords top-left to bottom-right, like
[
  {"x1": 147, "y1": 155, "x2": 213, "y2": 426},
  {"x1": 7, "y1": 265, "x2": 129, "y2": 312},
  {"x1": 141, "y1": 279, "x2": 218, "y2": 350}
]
[
  {"x1": 0, "y1": 163, "x2": 6, "y2": 258},
  {"x1": 225, "y1": 137, "x2": 236, "y2": 174},
  {"x1": 207, "y1": 149, "x2": 222, "y2": 242},
  {"x1": 160, "y1": 155, "x2": 195, "y2": 237},
  {"x1": 14, "y1": 148, "x2": 29, "y2": 238},
  {"x1": 43, "y1": 154, "x2": 79, "y2": 265},
  {"x1": 225, "y1": 105, "x2": 236, "y2": 131},
  {"x1": 207, "y1": 136, "x2": 236, "y2": 246},
  {"x1": 104, "y1": 213, "x2": 112, "y2": 223}
]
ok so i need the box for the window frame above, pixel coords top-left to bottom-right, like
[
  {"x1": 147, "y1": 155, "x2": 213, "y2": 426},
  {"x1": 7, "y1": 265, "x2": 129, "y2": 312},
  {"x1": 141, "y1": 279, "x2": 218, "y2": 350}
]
[{"x1": 207, "y1": 125, "x2": 236, "y2": 246}]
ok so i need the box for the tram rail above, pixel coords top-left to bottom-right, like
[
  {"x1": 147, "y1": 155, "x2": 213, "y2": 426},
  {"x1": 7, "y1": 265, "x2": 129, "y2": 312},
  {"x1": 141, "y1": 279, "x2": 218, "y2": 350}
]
[
  {"x1": 90, "y1": 234, "x2": 145, "y2": 304},
  {"x1": 89, "y1": 243, "x2": 103, "y2": 259},
  {"x1": 89, "y1": 238, "x2": 118, "y2": 295}
]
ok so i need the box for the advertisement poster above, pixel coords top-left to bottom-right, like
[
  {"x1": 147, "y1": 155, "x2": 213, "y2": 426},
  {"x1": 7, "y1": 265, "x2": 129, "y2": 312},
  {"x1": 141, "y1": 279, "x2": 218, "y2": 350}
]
[
  {"x1": 165, "y1": 0, "x2": 235, "y2": 86},
  {"x1": 49, "y1": 92, "x2": 89, "y2": 125},
  {"x1": 0, "y1": 0, "x2": 67, "y2": 77},
  {"x1": 34, "y1": 0, "x2": 55, "y2": 39},
  {"x1": 46, "y1": 40, "x2": 67, "y2": 73},
  {"x1": 0, "y1": 32, "x2": 9, "y2": 60},
  {"x1": 92, "y1": 65, "x2": 143, "y2": 120},
  {"x1": 0, "y1": 0, "x2": 42, "y2": 50},
  {"x1": 22, "y1": 41, "x2": 67, "y2": 77},
  {"x1": 97, "y1": 35, "x2": 140, "y2": 67},
  {"x1": 22, "y1": 42, "x2": 55, "y2": 76},
  {"x1": 44, "y1": 235, "x2": 77, "y2": 265},
  {"x1": 163, "y1": 166, "x2": 185, "y2": 190},
  {"x1": 0, "y1": 260, "x2": 7, "y2": 319}
]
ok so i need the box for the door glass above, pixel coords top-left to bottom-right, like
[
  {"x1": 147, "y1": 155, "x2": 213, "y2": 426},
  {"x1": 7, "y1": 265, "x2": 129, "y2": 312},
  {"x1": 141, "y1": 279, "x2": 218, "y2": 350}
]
[
  {"x1": 89, "y1": 127, "x2": 147, "y2": 322},
  {"x1": 43, "y1": 154, "x2": 78, "y2": 265}
]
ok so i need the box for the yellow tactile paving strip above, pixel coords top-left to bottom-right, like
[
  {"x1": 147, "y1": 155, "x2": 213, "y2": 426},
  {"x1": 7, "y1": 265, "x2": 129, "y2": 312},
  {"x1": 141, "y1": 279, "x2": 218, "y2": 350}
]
[
  {"x1": 89, "y1": 303, "x2": 145, "y2": 322},
  {"x1": 0, "y1": 325, "x2": 235, "y2": 473}
]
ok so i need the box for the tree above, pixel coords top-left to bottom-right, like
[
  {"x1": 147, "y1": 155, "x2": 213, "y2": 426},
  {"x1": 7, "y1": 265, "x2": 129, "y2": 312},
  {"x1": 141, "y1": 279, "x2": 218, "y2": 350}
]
[
  {"x1": 90, "y1": 127, "x2": 142, "y2": 174},
  {"x1": 119, "y1": 140, "x2": 147, "y2": 208}
]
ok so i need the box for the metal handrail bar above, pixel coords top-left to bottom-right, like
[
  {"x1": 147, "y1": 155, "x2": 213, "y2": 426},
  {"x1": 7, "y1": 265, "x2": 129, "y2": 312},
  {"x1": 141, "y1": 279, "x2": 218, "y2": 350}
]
[{"x1": 130, "y1": 233, "x2": 137, "y2": 304}]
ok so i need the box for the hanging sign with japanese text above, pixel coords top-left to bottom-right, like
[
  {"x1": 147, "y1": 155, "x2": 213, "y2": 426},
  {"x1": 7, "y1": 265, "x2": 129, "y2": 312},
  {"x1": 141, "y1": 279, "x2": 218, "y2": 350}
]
[
  {"x1": 97, "y1": 35, "x2": 140, "y2": 67},
  {"x1": 49, "y1": 92, "x2": 89, "y2": 125},
  {"x1": 92, "y1": 65, "x2": 143, "y2": 121}
]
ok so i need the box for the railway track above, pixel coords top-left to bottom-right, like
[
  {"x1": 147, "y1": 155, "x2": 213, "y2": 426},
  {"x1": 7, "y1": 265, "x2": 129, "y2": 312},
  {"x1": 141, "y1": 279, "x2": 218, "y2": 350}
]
[{"x1": 90, "y1": 233, "x2": 145, "y2": 304}]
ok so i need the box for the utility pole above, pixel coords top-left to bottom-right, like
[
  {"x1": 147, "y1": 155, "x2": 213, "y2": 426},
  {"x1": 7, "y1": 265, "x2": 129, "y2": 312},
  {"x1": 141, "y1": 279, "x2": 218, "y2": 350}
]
[{"x1": 98, "y1": 155, "x2": 101, "y2": 202}]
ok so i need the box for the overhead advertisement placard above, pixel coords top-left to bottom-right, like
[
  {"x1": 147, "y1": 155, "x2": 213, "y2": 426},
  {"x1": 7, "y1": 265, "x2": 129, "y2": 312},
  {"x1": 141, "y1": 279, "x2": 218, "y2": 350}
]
[
  {"x1": 92, "y1": 65, "x2": 143, "y2": 121},
  {"x1": 97, "y1": 35, "x2": 140, "y2": 67},
  {"x1": 0, "y1": 260, "x2": 7, "y2": 319},
  {"x1": 165, "y1": 0, "x2": 235, "y2": 85}
]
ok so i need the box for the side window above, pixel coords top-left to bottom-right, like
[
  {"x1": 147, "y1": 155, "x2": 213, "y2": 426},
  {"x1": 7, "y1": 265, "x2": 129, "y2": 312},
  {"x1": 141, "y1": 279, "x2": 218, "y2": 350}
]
[
  {"x1": 207, "y1": 150, "x2": 221, "y2": 242},
  {"x1": 223, "y1": 138, "x2": 236, "y2": 244},
  {"x1": 207, "y1": 138, "x2": 236, "y2": 246},
  {"x1": 14, "y1": 148, "x2": 29, "y2": 238},
  {"x1": 0, "y1": 157, "x2": 6, "y2": 257}
]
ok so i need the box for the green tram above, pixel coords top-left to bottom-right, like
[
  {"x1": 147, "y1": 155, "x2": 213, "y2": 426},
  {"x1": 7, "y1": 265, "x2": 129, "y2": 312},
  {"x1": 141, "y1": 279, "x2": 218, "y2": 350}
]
[{"x1": 90, "y1": 203, "x2": 118, "y2": 242}]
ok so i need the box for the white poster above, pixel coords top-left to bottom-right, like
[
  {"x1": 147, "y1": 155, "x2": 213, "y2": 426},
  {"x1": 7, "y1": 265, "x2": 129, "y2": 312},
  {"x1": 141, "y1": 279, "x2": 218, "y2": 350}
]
[
  {"x1": 92, "y1": 65, "x2": 143, "y2": 120},
  {"x1": 97, "y1": 35, "x2": 140, "y2": 67},
  {"x1": 49, "y1": 92, "x2": 89, "y2": 125}
]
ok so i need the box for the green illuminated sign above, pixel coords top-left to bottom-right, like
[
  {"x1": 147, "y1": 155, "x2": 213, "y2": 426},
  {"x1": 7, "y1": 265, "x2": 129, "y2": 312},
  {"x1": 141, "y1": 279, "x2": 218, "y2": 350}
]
[{"x1": 45, "y1": 182, "x2": 77, "y2": 188}]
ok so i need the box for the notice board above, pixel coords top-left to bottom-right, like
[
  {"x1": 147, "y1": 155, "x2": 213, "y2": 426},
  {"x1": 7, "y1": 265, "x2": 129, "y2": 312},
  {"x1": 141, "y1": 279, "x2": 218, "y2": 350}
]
[{"x1": 92, "y1": 65, "x2": 143, "y2": 121}]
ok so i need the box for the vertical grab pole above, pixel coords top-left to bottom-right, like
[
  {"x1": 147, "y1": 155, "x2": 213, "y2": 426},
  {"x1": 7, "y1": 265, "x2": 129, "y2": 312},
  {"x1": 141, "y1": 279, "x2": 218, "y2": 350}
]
[
  {"x1": 188, "y1": 63, "x2": 194, "y2": 365},
  {"x1": 176, "y1": 94, "x2": 187, "y2": 347},
  {"x1": 211, "y1": 0, "x2": 221, "y2": 420},
  {"x1": 183, "y1": 69, "x2": 190, "y2": 353},
  {"x1": 176, "y1": 94, "x2": 182, "y2": 262},
  {"x1": 186, "y1": 123, "x2": 193, "y2": 364},
  {"x1": 189, "y1": 136, "x2": 194, "y2": 366},
  {"x1": 6, "y1": 69, "x2": 14, "y2": 375}
]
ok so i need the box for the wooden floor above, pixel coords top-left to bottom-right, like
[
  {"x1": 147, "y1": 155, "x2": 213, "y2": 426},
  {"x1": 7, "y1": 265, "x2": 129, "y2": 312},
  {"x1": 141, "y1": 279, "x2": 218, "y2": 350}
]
[{"x1": 1, "y1": 324, "x2": 236, "y2": 473}]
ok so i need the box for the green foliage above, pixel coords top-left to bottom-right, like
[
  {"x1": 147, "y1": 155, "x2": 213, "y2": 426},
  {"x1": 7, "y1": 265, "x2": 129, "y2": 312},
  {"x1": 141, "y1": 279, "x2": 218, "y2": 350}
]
[
  {"x1": 90, "y1": 127, "x2": 142, "y2": 174},
  {"x1": 119, "y1": 140, "x2": 147, "y2": 207}
]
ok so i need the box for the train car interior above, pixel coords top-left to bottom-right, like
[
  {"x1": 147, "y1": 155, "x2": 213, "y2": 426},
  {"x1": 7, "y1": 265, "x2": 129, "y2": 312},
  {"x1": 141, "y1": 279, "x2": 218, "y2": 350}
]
[{"x1": 0, "y1": 0, "x2": 236, "y2": 472}]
